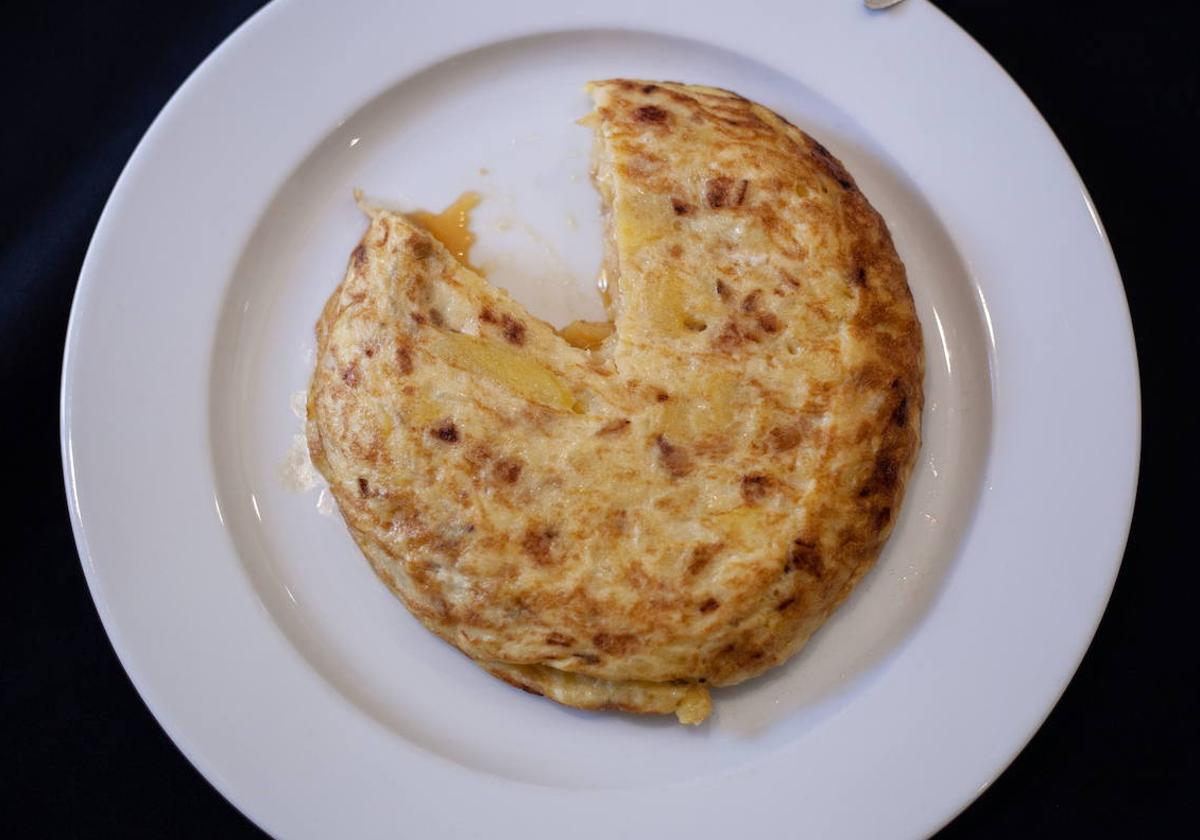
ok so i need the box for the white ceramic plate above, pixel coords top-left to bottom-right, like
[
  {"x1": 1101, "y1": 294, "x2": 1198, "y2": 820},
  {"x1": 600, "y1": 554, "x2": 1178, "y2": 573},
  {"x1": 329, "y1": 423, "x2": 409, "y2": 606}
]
[{"x1": 61, "y1": 0, "x2": 1139, "y2": 836}]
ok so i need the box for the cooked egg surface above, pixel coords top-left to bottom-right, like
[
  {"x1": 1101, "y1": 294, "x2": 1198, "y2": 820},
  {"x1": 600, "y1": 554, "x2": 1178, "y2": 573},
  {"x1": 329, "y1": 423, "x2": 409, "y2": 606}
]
[{"x1": 307, "y1": 80, "x2": 923, "y2": 723}]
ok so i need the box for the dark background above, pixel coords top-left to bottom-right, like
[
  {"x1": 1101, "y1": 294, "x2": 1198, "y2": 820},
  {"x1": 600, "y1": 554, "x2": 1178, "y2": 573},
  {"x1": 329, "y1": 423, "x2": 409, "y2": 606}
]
[{"x1": 2, "y1": 1, "x2": 1194, "y2": 836}]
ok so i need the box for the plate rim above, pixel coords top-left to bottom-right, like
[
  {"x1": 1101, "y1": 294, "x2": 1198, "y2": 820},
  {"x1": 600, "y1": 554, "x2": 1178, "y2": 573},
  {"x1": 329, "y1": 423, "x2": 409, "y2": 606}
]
[{"x1": 60, "y1": 0, "x2": 1140, "y2": 836}]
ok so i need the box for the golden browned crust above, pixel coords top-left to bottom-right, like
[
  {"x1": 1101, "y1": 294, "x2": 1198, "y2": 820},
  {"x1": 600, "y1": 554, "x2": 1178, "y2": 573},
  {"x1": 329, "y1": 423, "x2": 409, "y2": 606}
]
[{"x1": 307, "y1": 80, "x2": 923, "y2": 723}]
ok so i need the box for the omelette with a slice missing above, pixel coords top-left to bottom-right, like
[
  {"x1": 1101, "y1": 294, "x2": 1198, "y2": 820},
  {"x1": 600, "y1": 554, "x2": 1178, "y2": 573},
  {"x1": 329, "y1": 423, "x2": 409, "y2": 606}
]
[{"x1": 307, "y1": 80, "x2": 923, "y2": 724}]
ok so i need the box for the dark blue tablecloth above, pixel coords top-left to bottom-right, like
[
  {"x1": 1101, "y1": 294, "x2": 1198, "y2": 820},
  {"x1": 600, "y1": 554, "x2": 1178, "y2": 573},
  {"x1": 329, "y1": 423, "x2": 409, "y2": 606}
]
[{"x1": 2, "y1": 1, "x2": 1192, "y2": 835}]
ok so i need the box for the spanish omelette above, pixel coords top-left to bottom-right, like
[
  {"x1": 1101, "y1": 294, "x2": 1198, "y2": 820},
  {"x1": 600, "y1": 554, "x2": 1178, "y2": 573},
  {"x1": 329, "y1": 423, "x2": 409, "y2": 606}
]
[{"x1": 306, "y1": 80, "x2": 923, "y2": 724}]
